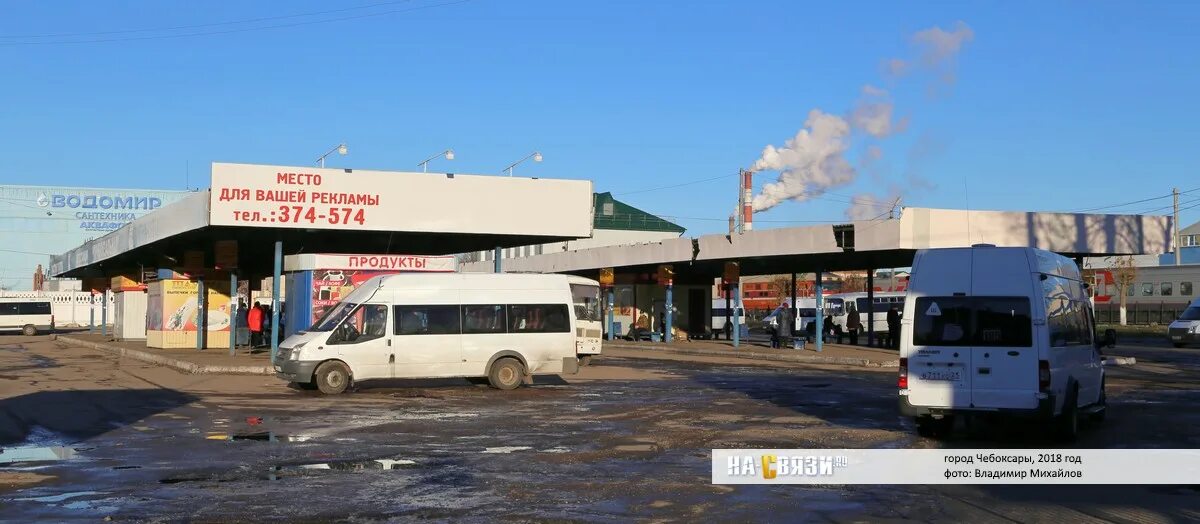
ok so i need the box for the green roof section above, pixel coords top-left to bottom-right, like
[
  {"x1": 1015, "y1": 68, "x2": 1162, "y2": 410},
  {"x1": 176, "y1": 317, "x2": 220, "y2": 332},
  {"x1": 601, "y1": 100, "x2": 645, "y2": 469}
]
[{"x1": 592, "y1": 192, "x2": 686, "y2": 234}]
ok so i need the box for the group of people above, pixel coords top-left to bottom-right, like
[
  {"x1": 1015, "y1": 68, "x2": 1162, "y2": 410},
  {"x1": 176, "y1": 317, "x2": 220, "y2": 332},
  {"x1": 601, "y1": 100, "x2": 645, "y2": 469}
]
[
  {"x1": 769, "y1": 301, "x2": 903, "y2": 350},
  {"x1": 237, "y1": 299, "x2": 280, "y2": 349}
]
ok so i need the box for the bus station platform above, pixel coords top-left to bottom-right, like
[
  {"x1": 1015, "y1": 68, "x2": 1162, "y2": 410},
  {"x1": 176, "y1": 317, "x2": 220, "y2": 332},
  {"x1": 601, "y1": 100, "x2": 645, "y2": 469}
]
[{"x1": 56, "y1": 333, "x2": 272, "y2": 375}]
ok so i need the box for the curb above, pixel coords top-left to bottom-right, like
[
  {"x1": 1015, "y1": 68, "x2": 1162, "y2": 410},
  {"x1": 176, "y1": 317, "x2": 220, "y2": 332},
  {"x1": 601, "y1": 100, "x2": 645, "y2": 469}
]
[
  {"x1": 603, "y1": 343, "x2": 899, "y2": 368},
  {"x1": 1102, "y1": 356, "x2": 1137, "y2": 366},
  {"x1": 58, "y1": 336, "x2": 273, "y2": 376}
]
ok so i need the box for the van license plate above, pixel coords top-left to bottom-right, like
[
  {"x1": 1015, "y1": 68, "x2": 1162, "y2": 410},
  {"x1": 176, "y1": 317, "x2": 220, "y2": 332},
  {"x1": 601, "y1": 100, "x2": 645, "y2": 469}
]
[{"x1": 918, "y1": 371, "x2": 960, "y2": 382}]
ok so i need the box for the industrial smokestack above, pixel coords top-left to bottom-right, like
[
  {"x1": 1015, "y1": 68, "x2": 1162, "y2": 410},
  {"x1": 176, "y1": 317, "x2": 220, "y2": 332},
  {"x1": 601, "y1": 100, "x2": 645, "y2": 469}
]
[{"x1": 741, "y1": 170, "x2": 754, "y2": 232}]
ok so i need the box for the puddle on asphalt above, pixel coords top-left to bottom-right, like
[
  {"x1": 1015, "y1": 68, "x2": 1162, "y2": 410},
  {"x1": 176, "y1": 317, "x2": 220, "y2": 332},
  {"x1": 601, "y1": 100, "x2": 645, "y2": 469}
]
[
  {"x1": 481, "y1": 446, "x2": 532, "y2": 454},
  {"x1": 205, "y1": 431, "x2": 292, "y2": 442},
  {"x1": 390, "y1": 411, "x2": 480, "y2": 421},
  {"x1": 266, "y1": 458, "x2": 418, "y2": 480},
  {"x1": 0, "y1": 446, "x2": 79, "y2": 464},
  {"x1": 16, "y1": 490, "x2": 106, "y2": 503}
]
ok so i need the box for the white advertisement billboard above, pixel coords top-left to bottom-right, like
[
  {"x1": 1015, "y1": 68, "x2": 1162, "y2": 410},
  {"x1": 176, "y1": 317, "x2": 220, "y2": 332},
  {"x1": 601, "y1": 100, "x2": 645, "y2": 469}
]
[{"x1": 209, "y1": 163, "x2": 593, "y2": 238}]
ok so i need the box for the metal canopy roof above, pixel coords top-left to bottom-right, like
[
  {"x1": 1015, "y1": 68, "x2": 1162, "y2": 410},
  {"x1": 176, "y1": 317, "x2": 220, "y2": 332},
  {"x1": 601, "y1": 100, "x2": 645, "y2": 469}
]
[
  {"x1": 50, "y1": 163, "x2": 596, "y2": 279},
  {"x1": 459, "y1": 208, "x2": 1174, "y2": 284}
]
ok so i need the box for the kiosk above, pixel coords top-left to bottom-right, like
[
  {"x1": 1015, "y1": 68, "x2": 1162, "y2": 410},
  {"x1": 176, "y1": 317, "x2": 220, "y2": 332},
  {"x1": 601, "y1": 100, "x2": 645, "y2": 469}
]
[{"x1": 282, "y1": 253, "x2": 456, "y2": 337}]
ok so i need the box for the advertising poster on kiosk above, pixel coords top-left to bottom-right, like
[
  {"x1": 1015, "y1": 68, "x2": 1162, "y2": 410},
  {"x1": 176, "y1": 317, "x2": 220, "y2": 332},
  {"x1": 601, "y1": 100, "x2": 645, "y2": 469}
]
[{"x1": 311, "y1": 269, "x2": 395, "y2": 325}]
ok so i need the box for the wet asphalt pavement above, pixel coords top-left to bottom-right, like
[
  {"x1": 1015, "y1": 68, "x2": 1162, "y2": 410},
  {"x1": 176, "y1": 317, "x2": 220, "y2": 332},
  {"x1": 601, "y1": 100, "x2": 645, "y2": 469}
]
[{"x1": 1, "y1": 337, "x2": 1199, "y2": 522}]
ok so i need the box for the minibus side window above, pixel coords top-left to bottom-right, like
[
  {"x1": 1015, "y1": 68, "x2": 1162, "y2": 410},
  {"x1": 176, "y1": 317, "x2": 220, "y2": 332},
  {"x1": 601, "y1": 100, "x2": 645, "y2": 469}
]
[
  {"x1": 16, "y1": 302, "x2": 51, "y2": 315},
  {"x1": 394, "y1": 305, "x2": 460, "y2": 335},
  {"x1": 508, "y1": 304, "x2": 571, "y2": 333},
  {"x1": 462, "y1": 305, "x2": 506, "y2": 334},
  {"x1": 0, "y1": 303, "x2": 18, "y2": 315}
]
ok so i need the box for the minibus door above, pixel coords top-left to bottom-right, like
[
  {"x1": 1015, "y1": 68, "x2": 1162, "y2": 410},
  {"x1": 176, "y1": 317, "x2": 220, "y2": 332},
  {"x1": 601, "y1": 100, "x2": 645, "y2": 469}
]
[{"x1": 909, "y1": 297, "x2": 973, "y2": 408}]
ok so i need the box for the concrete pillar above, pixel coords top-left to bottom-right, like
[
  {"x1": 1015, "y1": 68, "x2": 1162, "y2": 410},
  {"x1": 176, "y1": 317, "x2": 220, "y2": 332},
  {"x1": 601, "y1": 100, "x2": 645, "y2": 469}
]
[
  {"x1": 814, "y1": 270, "x2": 823, "y2": 353},
  {"x1": 100, "y1": 291, "x2": 108, "y2": 337},
  {"x1": 732, "y1": 282, "x2": 741, "y2": 348},
  {"x1": 664, "y1": 281, "x2": 673, "y2": 343},
  {"x1": 494, "y1": 247, "x2": 502, "y2": 273},
  {"x1": 724, "y1": 284, "x2": 731, "y2": 340},
  {"x1": 867, "y1": 269, "x2": 875, "y2": 347},
  {"x1": 229, "y1": 272, "x2": 238, "y2": 356},
  {"x1": 790, "y1": 272, "x2": 797, "y2": 340},
  {"x1": 89, "y1": 294, "x2": 95, "y2": 333},
  {"x1": 606, "y1": 287, "x2": 615, "y2": 341},
  {"x1": 196, "y1": 280, "x2": 205, "y2": 350},
  {"x1": 271, "y1": 241, "x2": 282, "y2": 362}
]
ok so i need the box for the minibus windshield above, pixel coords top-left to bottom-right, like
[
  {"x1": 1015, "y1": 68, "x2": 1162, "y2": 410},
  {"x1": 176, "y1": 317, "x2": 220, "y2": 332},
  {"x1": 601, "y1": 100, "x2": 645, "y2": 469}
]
[
  {"x1": 1180, "y1": 307, "x2": 1200, "y2": 321},
  {"x1": 312, "y1": 302, "x2": 359, "y2": 332}
]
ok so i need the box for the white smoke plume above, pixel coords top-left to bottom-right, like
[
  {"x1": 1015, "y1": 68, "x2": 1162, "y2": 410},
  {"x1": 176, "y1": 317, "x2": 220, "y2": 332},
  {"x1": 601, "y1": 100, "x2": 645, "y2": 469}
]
[
  {"x1": 751, "y1": 110, "x2": 854, "y2": 212},
  {"x1": 885, "y1": 21, "x2": 974, "y2": 84},
  {"x1": 846, "y1": 189, "x2": 902, "y2": 221},
  {"x1": 849, "y1": 85, "x2": 908, "y2": 138},
  {"x1": 751, "y1": 22, "x2": 973, "y2": 216}
]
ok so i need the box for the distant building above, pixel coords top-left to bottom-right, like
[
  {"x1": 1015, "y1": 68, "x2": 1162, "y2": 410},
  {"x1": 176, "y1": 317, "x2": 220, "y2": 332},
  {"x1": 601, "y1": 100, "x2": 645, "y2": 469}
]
[
  {"x1": 460, "y1": 192, "x2": 686, "y2": 263},
  {"x1": 0, "y1": 185, "x2": 192, "y2": 290}
]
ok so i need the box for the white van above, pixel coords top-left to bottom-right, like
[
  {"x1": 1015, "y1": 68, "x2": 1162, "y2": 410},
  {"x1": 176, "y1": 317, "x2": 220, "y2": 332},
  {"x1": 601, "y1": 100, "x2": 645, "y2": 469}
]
[
  {"x1": 898, "y1": 246, "x2": 1108, "y2": 440},
  {"x1": 824, "y1": 292, "x2": 905, "y2": 333},
  {"x1": 0, "y1": 298, "x2": 54, "y2": 336},
  {"x1": 274, "y1": 273, "x2": 602, "y2": 394},
  {"x1": 1168, "y1": 298, "x2": 1200, "y2": 348},
  {"x1": 711, "y1": 299, "x2": 746, "y2": 333},
  {"x1": 762, "y1": 298, "x2": 818, "y2": 334}
]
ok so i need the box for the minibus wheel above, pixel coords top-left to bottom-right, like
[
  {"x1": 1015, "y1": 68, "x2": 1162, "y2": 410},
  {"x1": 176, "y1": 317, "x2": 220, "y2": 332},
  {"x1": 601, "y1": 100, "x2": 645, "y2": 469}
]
[
  {"x1": 1055, "y1": 386, "x2": 1080, "y2": 442},
  {"x1": 315, "y1": 361, "x2": 351, "y2": 395},
  {"x1": 22, "y1": 325, "x2": 37, "y2": 336},
  {"x1": 488, "y1": 358, "x2": 524, "y2": 390},
  {"x1": 578, "y1": 355, "x2": 593, "y2": 367}
]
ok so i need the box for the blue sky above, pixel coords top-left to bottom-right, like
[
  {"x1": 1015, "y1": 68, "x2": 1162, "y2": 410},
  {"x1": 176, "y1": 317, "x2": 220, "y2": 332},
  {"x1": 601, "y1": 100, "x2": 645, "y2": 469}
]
[{"x1": 3, "y1": 0, "x2": 1199, "y2": 235}]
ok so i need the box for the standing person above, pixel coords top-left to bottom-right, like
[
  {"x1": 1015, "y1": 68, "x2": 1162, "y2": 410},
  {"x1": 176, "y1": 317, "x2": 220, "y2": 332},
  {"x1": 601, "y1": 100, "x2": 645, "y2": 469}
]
[
  {"x1": 777, "y1": 302, "x2": 793, "y2": 349},
  {"x1": 886, "y1": 304, "x2": 901, "y2": 350},
  {"x1": 237, "y1": 299, "x2": 250, "y2": 348},
  {"x1": 846, "y1": 303, "x2": 862, "y2": 345},
  {"x1": 248, "y1": 301, "x2": 263, "y2": 348}
]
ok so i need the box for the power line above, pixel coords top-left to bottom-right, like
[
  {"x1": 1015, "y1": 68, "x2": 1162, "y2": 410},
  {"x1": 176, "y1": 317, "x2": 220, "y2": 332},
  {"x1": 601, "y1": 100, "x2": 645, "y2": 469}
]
[
  {"x1": 0, "y1": 0, "x2": 414, "y2": 39},
  {"x1": 615, "y1": 172, "x2": 739, "y2": 196},
  {"x1": 1069, "y1": 186, "x2": 1200, "y2": 214},
  {"x1": 0, "y1": 0, "x2": 473, "y2": 46}
]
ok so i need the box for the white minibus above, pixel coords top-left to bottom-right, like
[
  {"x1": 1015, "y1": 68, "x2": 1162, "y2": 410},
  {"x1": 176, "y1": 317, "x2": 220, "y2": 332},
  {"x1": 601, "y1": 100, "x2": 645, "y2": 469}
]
[
  {"x1": 1168, "y1": 297, "x2": 1200, "y2": 348},
  {"x1": 899, "y1": 245, "x2": 1108, "y2": 441},
  {"x1": 274, "y1": 273, "x2": 602, "y2": 394},
  {"x1": 762, "y1": 298, "x2": 818, "y2": 334},
  {"x1": 823, "y1": 292, "x2": 905, "y2": 333},
  {"x1": 0, "y1": 298, "x2": 54, "y2": 336},
  {"x1": 710, "y1": 299, "x2": 746, "y2": 333}
]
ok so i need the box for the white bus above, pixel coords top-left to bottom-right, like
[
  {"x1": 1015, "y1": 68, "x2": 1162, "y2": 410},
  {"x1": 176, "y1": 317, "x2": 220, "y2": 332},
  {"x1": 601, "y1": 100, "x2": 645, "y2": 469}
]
[
  {"x1": 275, "y1": 273, "x2": 603, "y2": 394},
  {"x1": 0, "y1": 298, "x2": 54, "y2": 336},
  {"x1": 823, "y1": 292, "x2": 906, "y2": 333},
  {"x1": 762, "y1": 298, "x2": 818, "y2": 334},
  {"x1": 711, "y1": 299, "x2": 746, "y2": 333}
]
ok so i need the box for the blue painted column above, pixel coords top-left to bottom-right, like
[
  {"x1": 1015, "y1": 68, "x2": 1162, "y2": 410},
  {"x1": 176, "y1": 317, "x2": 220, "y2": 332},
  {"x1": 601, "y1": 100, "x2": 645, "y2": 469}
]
[
  {"x1": 606, "y1": 287, "x2": 615, "y2": 341},
  {"x1": 196, "y1": 279, "x2": 205, "y2": 350},
  {"x1": 732, "y1": 282, "x2": 741, "y2": 348},
  {"x1": 664, "y1": 281, "x2": 673, "y2": 343},
  {"x1": 100, "y1": 291, "x2": 108, "y2": 337},
  {"x1": 494, "y1": 247, "x2": 502, "y2": 273},
  {"x1": 271, "y1": 241, "x2": 282, "y2": 362},
  {"x1": 814, "y1": 270, "x2": 824, "y2": 353},
  {"x1": 229, "y1": 272, "x2": 238, "y2": 356},
  {"x1": 867, "y1": 270, "x2": 875, "y2": 347}
]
